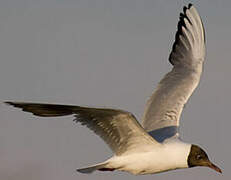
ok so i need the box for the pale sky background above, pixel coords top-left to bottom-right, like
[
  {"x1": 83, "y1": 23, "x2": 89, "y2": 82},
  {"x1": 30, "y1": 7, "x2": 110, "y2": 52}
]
[{"x1": 0, "y1": 0, "x2": 230, "y2": 180}]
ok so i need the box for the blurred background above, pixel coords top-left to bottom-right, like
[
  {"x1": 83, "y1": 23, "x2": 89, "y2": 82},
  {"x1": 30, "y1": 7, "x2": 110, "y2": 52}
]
[{"x1": 0, "y1": 0, "x2": 229, "y2": 179}]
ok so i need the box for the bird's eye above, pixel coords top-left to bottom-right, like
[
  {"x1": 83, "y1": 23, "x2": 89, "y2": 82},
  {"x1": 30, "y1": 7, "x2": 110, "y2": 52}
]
[{"x1": 196, "y1": 154, "x2": 202, "y2": 160}]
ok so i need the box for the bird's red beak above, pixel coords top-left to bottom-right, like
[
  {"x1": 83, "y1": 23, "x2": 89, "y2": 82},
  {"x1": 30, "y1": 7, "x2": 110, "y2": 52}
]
[{"x1": 207, "y1": 162, "x2": 222, "y2": 173}]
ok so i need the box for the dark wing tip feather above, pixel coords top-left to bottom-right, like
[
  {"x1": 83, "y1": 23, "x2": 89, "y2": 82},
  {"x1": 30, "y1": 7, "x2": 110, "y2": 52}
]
[
  {"x1": 5, "y1": 101, "x2": 13, "y2": 105},
  {"x1": 4, "y1": 101, "x2": 75, "y2": 117},
  {"x1": 4, "y1": 101, "x2": 21, "y2": 107},
  {"x1": 169, "y1": 4, "x2": 193, "y2": 65},
  {"x1": 188, "y1": 3, "x2": 193, "y2": 8}
]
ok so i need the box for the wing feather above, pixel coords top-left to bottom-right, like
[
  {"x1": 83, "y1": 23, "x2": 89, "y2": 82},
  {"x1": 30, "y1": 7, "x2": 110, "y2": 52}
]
[
  {"x1": 5, "y1": 102, "x2": 158, "y2": 155},
  {"x1": 142, "y1": 4, "x2": 205, "y2": 140}
]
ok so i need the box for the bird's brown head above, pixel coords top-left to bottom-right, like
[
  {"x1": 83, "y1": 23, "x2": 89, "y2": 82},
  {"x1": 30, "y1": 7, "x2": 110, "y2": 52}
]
[{"x1": 187, "y1": 144, "x2": 222, "y2": 173}]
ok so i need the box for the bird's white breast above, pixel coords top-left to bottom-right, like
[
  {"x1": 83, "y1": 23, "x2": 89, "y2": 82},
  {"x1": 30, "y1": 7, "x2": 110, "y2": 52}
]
[{"x1": 108, "y1": 140, "x2": 191, "y2": 175}]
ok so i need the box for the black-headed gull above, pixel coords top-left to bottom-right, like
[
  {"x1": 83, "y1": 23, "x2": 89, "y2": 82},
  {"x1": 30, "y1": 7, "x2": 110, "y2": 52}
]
[{"x1": 5, "y1": 4, "x2": 222, "y2": 175}]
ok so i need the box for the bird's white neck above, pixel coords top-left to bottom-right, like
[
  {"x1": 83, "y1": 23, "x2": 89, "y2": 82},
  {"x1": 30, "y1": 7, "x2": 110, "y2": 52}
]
[{"x1": 162, "y1": 140, "x2": 191, "y2": 170}]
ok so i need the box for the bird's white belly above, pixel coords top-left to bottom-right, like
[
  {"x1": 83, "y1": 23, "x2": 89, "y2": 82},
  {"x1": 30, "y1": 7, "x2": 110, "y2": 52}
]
[
  {"x1": 107, "y1": 142, "x2": 190, "y2": 175},
  {"x1": 108, "y1": 152, "x2": 173, "y2": 175}
]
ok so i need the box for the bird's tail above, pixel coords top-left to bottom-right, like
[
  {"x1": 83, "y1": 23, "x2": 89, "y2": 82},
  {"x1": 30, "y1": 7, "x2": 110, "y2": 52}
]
[{"x1": 77, "y1": 162, "x2": 114, "y2": 174}]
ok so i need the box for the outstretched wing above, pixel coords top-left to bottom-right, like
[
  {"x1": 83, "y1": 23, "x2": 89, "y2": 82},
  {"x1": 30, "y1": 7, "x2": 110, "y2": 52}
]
[
  {"x1": 5, "y1": 102, "x2": 158, "y2": 155},
  {"x1": 142, "y1": 4, "x2": 205, "y2": 142}
]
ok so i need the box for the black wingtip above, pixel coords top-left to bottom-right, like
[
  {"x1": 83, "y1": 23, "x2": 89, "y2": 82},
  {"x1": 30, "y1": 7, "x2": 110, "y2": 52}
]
[
  {"x1": 183, "y1": 3, "x2": 193, "y2": 13},
  {"x1": 169, "y1": 3, "x2": 194, "y2": 65},
  {"x1": 4, "y1": 101, "x2": 14, "y2": 106},
  {"x1": 4, "y1": 101, "x2": 27, "y2": 108},
  {"x1": 188, "y1": 3, "x2": 193, "y2": 8},
  {"x1": 183, "y1": 6, "x2": 187, "y2": 14}
]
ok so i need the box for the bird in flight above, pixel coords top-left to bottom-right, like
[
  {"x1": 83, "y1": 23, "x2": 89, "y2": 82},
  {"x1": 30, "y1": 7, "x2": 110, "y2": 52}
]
[{"x1": 5, "y1": 4, "x2": 222, "y2": 175}]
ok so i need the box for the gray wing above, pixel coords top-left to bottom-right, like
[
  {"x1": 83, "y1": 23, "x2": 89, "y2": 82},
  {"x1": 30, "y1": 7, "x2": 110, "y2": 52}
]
[
  {"x1": 142, "y1": 4, "x2": 205, "y2": 142},
  {"x1": 5, "y1": 102, "x2": 158, "y2": 155}
]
